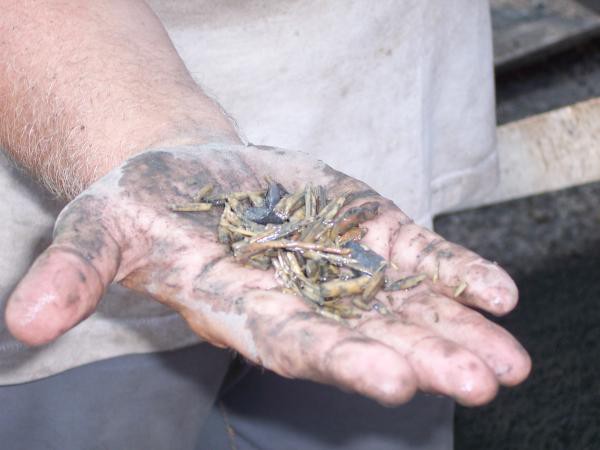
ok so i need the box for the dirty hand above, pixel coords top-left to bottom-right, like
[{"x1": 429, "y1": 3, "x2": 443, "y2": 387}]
[{"x1": 5, "y1": 143, "x2": 531, "y2": 406}]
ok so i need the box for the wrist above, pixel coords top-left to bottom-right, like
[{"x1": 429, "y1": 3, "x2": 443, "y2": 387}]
[
  {"x1": 95, "y1": 103, "x2": 242, "y2": 184},
  {"x1": 58, "y1": 94, "x2": 242, "y2": 200}
]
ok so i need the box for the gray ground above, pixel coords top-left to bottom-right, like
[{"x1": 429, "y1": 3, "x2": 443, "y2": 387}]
[
  {"x1": 443, "y1": 10, "x2": 600, "y2": 449},
  {"x1": 491, "y1": 0, "x2": 600, "y2": 69},
  {"x1": 496, "y1": 37, "x2": 600, "y2": 124},
  {"x1": 440, "y1": 184, "x2": 600, "y2": 450}
]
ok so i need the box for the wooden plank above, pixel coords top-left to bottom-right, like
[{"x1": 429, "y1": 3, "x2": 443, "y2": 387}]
[
  {"x1": 492, "y1": 0, "x2": 600, "y2": 70},
  {"x1": 460, "y1": 97, "x2": 600, "y2": 210}
]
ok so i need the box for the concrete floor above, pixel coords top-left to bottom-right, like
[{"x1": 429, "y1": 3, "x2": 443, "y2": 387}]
[
  {"x1": 490, "y1": 0, "x2": 600, "y2": 69},
  {"x1": 439, "y1": 184, "x2": 600, "y2": 450},
  {"x1": 496, "y1": 37, "x2": 600, "y2": 124},
  {"x1": 440, "y1": 33, "x2": 600, "y2": 450}
]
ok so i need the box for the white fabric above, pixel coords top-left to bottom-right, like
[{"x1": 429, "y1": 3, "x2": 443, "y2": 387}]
[
  {"x1": 150, "y1": 0, "x2": 498, "y2": 221},
  {"x1": 0, "y1": 0, "x2": 496, "y2": 383}
]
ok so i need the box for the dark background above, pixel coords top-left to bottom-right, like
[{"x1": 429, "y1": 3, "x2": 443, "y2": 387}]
[{"x1": 446, "y1": 1, "x2": 600, "y2": 448}]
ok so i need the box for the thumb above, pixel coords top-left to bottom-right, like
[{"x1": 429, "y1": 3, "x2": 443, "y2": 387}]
[{"x1": 5, "y1": 203, "x2": 121, "y2": 346}]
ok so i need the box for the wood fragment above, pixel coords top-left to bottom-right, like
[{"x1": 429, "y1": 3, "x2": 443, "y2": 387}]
[
  {"x1": 337, "y1": 227, "x2": 367, "y2": 246},
  {"x1": 384, "y1": 273, "x2": 427, "y2": 291},
  {"x1": 352, "y1": 297, "x2": 373, "y2": 311},
  {"x1": 453, "y1": 280, "x2": 468, "y2": 298},
  {"x1": 301, "y1": 194, "x2": 347, "y2": 242},
  {"x1": 170, "y1": 202, "x2": 212, "y2": 212},
  {"x1": 234, "y1": 239, "x2": 351, "y2": 261},
  {"x1": 361, "y1": 270, "x2": 385, "y2": 303},
  {"x1": 274, "y1": 190, "x2": 305, "y2": 221},
  {"x1": 192, "y1": 184, "x2": 214, "y2": 202},
  {"x1": 320, "y1": 275, "x2": 371, "y2": 298},
  {"x1": 170, "y1": 180, "x2": 403, "y2": 322}
]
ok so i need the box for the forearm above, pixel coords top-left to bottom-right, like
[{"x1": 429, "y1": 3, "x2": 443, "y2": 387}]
[{"x1": 0, "y1": 0, "x2": 240, "y2": 199}]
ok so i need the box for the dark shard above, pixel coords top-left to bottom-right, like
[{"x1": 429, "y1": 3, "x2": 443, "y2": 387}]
[
  {"x1": 264, "y1": 181, "x2": 285, "y2": 211},
  {"x1": 344, "y1": 241, "x2": 386, "y2": 274},
  {"x1": 276, "y1": 183, "x2": 289, "y2": 196},
  {"x1": 245, "y1": 207, "x2": 268, "y2": 222},
  {"x1": 245, "y1": 207, "x2": 285, "y2": 225}
]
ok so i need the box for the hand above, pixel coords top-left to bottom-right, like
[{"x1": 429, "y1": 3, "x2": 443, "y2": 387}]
[{"x1": 5, "y1": 143, "x2": 531, "y2": 406}]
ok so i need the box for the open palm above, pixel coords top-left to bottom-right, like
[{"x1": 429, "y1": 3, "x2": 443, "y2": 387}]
[{"x1": 6, "y1": 143, "x2": 530, "y2": 406}]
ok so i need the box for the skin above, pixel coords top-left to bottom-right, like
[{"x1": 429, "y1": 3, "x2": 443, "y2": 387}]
[
  {"x1": 1, "y1": 0, "x2": 530, "y2": 407},
  {"x1": 6, "y1": 145, "x2": 531, "y2": 406}
]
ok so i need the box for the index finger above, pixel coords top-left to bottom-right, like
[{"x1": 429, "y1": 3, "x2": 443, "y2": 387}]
[{"x1": 389, "y1": 223, "x2": 517, "y2": 316}]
